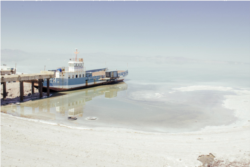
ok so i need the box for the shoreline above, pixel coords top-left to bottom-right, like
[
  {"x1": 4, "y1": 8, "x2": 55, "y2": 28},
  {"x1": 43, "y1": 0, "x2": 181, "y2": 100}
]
[{"x1": 2, "y1": 112, "x2": 250, "y2": 135}]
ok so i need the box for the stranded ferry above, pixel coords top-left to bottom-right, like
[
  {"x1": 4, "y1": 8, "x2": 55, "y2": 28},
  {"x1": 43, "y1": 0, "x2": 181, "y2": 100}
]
[{"x1": 43, "y1": 49, "x2": 128, "y2": 91}]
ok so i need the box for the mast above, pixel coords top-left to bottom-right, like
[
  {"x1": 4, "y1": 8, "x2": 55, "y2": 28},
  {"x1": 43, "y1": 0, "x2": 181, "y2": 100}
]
[{"x1": 74, "y1": 49, "x2": 79, "y2": 61}]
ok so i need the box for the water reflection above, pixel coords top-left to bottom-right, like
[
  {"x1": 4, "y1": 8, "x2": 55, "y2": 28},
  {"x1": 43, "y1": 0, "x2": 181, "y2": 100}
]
[
  {"x1": 1, "y1": 82, "x2": 238, "y2": 133},
  {"x1": 1, "y1": 83, "x2": 128, "y2": 120}
]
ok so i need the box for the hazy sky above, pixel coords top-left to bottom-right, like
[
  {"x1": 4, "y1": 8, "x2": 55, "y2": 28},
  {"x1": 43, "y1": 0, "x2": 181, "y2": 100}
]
[{"x1": 1, "y1": 1, "x2": 250, "y2": 62}]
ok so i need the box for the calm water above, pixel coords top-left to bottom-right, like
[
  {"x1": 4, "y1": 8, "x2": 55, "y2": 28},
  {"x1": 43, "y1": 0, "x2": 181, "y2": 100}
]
[{"x1": 1, "y1": 63, "x2": 249, "y2": 133}]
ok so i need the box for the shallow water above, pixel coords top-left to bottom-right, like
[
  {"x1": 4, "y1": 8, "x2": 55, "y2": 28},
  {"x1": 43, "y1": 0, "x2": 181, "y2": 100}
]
[
  {"x1": 1, "y1": 63, "x2": 249, "y2": 133},
  {"x1": 0, "y1": 82, "x2": 240, "y2": 133}
]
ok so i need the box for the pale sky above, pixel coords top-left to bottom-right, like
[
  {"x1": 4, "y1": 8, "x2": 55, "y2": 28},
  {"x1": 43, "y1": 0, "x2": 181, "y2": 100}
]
[{"x1": 1, "y1": 1, "x2": 250, "y2": 63}]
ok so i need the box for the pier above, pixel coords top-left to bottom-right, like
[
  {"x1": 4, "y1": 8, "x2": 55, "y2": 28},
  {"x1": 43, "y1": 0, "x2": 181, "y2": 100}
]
[{"x1": 1, "y1": 72, "x2": 54, "y2": 102}]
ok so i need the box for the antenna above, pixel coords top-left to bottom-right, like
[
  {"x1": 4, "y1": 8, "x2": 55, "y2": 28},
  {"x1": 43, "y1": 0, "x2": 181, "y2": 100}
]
[{"x1": 74, "y1": 48, "x2": 79, "y2": 61}]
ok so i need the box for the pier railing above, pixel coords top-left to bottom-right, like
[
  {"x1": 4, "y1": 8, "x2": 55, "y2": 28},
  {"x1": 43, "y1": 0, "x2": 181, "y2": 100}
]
[{"x1": 1, "y1": 72, "x2": 54, "y2": 82}]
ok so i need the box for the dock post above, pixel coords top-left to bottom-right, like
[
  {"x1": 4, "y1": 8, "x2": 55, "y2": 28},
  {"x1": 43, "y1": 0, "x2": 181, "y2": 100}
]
[
  {"x1": 38, "y1": 80, "x2": 40, "y2": 96},
  {"x1": 39, "y1": 79, "x2": 43, "y2": 98},
  {"x1": 47, "y1": 78, "x2": 50, "y2": 97},
  {"x1": 31, "y1": 81, "x2": 34, "y2": 94},
  {"x1": 2, "y1": 82, "x2": 7, "y2": 100},
  {"x1": 20, "y1": 81, "x2": 24, "y2": 102}
]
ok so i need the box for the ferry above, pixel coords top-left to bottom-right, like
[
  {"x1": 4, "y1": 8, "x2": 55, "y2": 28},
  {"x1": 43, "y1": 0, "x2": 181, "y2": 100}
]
[{"x1": 43, "y1": 49, "x2": 128, "y2": 91}]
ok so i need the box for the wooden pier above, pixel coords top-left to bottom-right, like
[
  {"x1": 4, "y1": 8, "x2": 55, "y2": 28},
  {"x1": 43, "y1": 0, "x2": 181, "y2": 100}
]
[{"x1": 1, "y1": 72, "x2": 54, "y2": 102}]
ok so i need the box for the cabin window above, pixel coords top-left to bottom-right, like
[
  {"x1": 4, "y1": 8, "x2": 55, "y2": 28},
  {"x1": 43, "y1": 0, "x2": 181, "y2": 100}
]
[
  {"x1": 76, "y1": 75, "x2": 78, "y2": 78},
  {"x1": 68, "y1": 76, "x2": 70, "y2": 79},
  {"x1": 79, "y1": 74, "x2": 81, "y2": 78},
  {"x1": 72, "y1": 75, "x2": 74, "y2": 78},
  {"x1": 82, "y1": 74, "x2": 84, "y2": 77}
]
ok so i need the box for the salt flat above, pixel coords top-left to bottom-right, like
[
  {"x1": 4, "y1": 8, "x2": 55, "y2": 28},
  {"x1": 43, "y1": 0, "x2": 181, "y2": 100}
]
[{"x1": 1, "y1": 113, "x2": 250, "y2": 167}]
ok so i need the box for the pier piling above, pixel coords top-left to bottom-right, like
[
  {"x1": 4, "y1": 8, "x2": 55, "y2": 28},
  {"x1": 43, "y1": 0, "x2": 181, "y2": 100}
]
[
  {"x1": 19, "y1": 81, "x2": 24, "y2": 102},
  {"x1": 47, "y1": 78, "x2": 50, "y2": 97},
  {"x1": 39, "y1": 79, "x2": 43, "y2": 98},
  {"x1": 2, "y1": 82, "x2": 7, "y2": 100},
  {"x1": 31, "y1": 81, "x2": 34, "y2": 94}
]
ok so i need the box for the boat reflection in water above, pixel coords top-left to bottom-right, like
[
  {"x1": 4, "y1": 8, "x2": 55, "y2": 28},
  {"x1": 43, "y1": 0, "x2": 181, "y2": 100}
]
[
  {"x1": 1, "y1": 82, "x2": 128, "y2": 122},
  {"x1": 2, "y1": 81, "x2": 237, "y2": 133}
]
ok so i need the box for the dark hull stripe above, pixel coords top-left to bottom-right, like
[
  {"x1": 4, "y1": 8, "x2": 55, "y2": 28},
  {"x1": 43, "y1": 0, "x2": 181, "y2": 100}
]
[{"x1": 41, "y1": 79, "x2": 124, "y2": 92}]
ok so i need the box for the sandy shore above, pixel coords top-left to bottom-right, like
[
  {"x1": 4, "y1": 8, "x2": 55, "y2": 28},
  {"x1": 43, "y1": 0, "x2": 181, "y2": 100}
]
[{"x1": 1, "y1": 113, "x2": 250, "y2": 167}]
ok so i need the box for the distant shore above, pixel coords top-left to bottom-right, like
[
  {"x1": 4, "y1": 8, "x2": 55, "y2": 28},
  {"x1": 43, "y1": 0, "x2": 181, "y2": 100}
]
[{"x1": 1, "y1": 113, "x2": 250, "y2": 167}]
